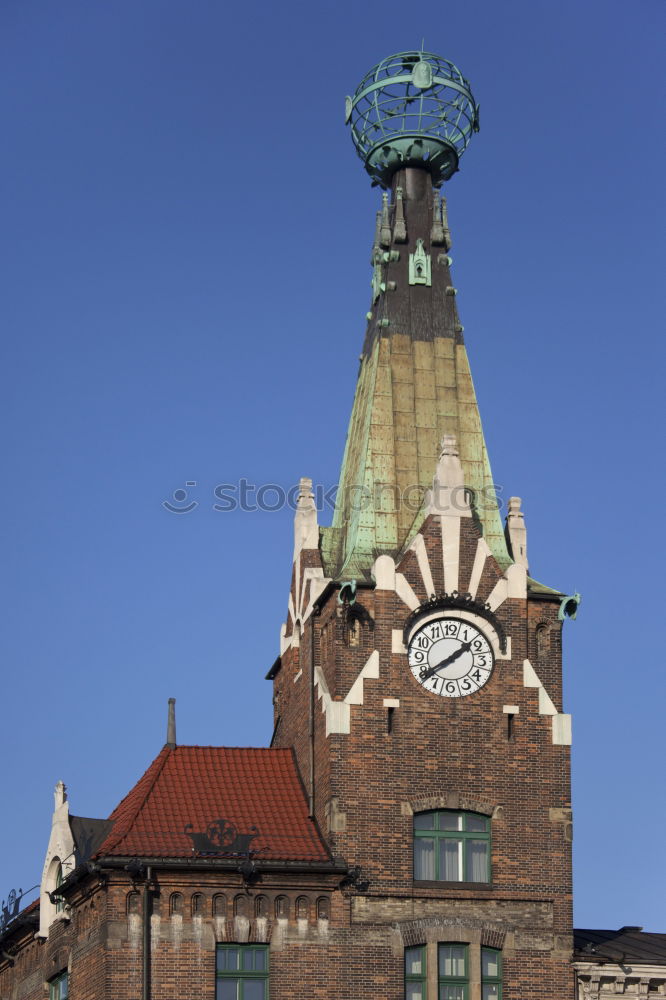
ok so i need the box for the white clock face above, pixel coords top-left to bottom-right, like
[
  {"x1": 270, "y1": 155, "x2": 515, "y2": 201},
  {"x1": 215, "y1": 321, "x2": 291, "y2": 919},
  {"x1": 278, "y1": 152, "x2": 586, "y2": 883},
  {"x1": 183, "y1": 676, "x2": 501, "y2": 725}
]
[{"x1": 408, "y1": 617, "x2": 494, "y2": 697}]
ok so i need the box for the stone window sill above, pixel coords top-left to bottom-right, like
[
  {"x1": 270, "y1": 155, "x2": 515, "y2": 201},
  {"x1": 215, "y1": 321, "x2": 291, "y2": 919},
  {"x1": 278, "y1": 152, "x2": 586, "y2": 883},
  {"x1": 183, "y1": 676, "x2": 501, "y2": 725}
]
[{"x1": 413, "y1": 880, "x2": 493, "y2": 891}]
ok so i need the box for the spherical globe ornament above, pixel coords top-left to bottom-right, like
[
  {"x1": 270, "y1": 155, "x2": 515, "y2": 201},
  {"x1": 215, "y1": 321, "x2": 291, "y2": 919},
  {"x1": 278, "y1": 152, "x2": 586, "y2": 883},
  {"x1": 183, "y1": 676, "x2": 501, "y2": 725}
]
[{"x1": 345, "y1": 51, "x2": 480, "y2": 188}]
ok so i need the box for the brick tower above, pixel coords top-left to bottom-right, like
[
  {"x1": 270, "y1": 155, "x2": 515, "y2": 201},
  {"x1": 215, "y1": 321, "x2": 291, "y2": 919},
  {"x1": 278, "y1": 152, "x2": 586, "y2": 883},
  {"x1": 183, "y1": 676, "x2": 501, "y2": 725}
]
[{"x1": 271, "y1": 50, "x2": 575, "y2": 998}]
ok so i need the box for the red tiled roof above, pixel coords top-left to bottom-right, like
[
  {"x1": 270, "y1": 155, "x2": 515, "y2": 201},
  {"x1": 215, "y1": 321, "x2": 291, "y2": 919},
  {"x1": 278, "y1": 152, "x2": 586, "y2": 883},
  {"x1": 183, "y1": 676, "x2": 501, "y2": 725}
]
[{"x1": 96, "y1": 746, "x2": 330, "y2": 863}]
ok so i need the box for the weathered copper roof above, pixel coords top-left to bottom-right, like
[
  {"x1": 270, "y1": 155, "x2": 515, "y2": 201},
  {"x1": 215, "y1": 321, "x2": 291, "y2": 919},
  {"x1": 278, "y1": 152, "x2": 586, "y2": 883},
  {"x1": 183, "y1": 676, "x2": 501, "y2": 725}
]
[{"x1": 320, "y1": 167, "x2": 511, "y2": 579}]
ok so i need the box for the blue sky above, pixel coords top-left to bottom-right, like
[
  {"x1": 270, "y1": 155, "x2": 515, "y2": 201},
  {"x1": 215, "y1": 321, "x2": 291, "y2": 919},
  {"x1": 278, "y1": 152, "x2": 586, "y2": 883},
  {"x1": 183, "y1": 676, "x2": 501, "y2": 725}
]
[{"x1": 2, "y1": 0, "x2": 664, "y2": 930}]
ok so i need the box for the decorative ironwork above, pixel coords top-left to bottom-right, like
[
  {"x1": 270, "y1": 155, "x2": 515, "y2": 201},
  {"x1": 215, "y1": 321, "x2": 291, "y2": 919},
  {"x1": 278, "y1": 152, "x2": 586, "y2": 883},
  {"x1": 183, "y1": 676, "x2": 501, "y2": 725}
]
[
  {"x1": 0, "y1": 886, "x2": 38, "y2": 933},
  {"x1": 402, "y1": 592, "x2": 507, "y2": 653},
  {"x1": 340, "y1": 865, "x2": 370, "y2": 893},
  {"x1": 184, "y1": 819, "x2": 259, "y2": 857},
  {"x1": 345, "y1": 50, "x2": 479, "y2": 188},
  {"x1": 337, "y1": 580, "x2": 357, "y2": 606}
]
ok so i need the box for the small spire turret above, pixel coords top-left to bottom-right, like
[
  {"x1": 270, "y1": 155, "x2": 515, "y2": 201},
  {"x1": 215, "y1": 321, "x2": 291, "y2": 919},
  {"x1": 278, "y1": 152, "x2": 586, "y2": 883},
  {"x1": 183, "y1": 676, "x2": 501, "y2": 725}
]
[{"x1": 506, "y1": 496, "x2": 529, "y2": 570}]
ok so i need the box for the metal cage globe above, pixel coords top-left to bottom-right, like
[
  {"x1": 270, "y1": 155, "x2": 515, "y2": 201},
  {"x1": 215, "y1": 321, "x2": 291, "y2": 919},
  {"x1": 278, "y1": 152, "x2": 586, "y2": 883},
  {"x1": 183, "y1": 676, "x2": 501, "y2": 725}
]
[{"x1": 345, "y1": 51, "x2": 480, "y2": 188}]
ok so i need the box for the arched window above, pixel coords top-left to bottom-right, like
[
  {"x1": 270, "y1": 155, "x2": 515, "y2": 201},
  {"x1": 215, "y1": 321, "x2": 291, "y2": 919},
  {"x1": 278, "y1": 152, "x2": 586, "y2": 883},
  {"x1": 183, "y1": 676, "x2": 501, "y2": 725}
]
[
  {"x1": 316, "y1": 897, "x2": 330, "y2": 921},
  {"x1": 213, "y1": 893, "x2": 227, "y2": 918},
  {"x1": 536, "y1": 622, "x2": 550, "y2": 661},
  {"x1": 414, "y1": 810, "x2": 491, "y2": 883},
  {"x1": 49, "y1": 970, "x2": 69, "y2": 1000},
  {"x1": 54, "y1": 862, "x2": 64, "y2": 914},
  {"x1": 170, "y1": 892, "x2": 183, "y2": 916},
  {"x1": 254, "y1": 895, "x2": 268, "y2": 918},
  {"x1": 274, "y1": 895, "x2": 289, "y2": 920},
  {"x1": 234, "y1": 894, "x2": 249, "y2": 918},
  {"x1": 126, "y1": 891, "x2": 140, "y2": 916},
  {"x1": 347, "y1": 618, "x2": 360, "y2": 647},
  {"x1": 191, "y1": 893, "x2": 205, "y2": 917},
  {"x1": 295, "y1": 896, "x2": 309, "y2": 921}
]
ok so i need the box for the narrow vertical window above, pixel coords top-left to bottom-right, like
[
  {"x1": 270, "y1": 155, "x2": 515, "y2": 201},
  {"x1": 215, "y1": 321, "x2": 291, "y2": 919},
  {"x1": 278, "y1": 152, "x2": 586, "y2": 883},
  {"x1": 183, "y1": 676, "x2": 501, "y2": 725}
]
[
  {"x1": 216, "y1": 944, "x2": 268, "y2": 1000},
  {"x1": 55, "y1": 862, "x2": 65, "y2": 913},
  {"x1": 438, "y1": 943, "x2": 468, "y2": 999},
  {"x1": 404, "y1": 944, "x2": 426, "y2": 1000},
  {"x1": 49, "y1": 971, "x2": 68, "y2": 1000},
  {"x1": 481, "y1": 947, "x2": 502, "y2": 999},
  {"x1": 126, "y1": 891, "x2": 140, "y2": 915}
]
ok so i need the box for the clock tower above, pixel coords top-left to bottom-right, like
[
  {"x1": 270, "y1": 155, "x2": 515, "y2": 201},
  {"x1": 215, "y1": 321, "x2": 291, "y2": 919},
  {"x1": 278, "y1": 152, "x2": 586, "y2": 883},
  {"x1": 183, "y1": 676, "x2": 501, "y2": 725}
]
[{"x1": 270, "y1": 51, "x2": 575, "y2": 998}]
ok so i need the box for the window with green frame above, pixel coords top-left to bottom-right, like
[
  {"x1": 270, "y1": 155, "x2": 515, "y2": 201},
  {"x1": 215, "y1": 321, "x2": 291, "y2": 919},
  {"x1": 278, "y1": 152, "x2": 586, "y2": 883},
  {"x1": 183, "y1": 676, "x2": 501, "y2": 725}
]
[
  {"x1": 438, "y1": 943, "x2": 468, "y2": 999},
  {"x1": 215, "y1": 944, "x2": 268, "y2": 1000},
  {"x1": 414, "y1": 810, "x2": 490, "y2": 883},
  {"x1": 482, "y1": 947, "x2": 502, "y2": 999},
  {"x1": 49, "y1": 970, "x2": 68, "y2": 1000},
  {"x1": 404, "y1": 944, "x2": 426, "y2": 999}
]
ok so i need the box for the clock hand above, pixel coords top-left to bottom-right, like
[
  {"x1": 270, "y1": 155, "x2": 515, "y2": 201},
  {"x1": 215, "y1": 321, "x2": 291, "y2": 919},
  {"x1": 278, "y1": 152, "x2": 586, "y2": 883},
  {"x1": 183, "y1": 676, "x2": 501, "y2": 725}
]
[{"x1": 420, "y1": 641, "x2": 473, "y2": 682}]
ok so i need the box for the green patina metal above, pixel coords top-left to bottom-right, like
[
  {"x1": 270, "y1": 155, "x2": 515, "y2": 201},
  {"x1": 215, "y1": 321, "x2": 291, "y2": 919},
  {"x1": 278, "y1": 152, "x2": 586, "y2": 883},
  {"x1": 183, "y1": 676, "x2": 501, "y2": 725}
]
[
  {"x1": 558, "y1": 592, "x2": 582, "y2": 620},
  {"x1": 345, "y1": 51, "x2": 479, "y2": 189},
  {"x1": 337, "y1": 581, "x2": 357, "y2": 606},
  {"x1": 319, "y1": 332, "x2": 513, "y2": 580},
  {"x1": 409, "y1": 239, "x2": 432, "y2": 286}
]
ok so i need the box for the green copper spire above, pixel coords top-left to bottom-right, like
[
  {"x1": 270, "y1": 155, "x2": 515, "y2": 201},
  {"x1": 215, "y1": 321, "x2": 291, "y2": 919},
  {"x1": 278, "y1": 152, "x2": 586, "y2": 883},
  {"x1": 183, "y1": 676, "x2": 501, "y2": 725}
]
[{"x1": 319, "y1": 53, "x2": 512, "y2": 581}]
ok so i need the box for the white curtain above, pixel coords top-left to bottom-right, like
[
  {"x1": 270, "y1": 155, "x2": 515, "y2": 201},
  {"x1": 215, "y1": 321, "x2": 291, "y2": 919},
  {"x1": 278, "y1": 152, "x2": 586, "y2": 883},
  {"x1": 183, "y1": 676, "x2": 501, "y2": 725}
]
[
  {"x1": 414, "y1": 838, "x2": 435, "y2": 879},
  {"x1": 468, "y1": 839, "x2": 488, "y2": 882}
]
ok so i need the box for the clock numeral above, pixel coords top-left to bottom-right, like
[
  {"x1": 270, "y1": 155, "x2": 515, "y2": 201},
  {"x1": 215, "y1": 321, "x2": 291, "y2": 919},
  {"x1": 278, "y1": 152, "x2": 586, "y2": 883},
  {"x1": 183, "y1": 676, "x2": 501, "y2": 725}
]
[{"x1": 408, "y1": 617, "x2": 495, "y2": 698}]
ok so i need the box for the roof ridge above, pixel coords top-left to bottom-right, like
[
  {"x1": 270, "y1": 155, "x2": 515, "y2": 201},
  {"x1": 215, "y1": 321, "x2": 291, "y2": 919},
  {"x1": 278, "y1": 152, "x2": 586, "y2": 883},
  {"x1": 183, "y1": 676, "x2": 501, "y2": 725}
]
[
  {"x1": 166, "y1": 745, "x2": 290, "y2": 751},
  {"x1": 98, "y1": 747, "x2": 172, "y2": 855}
]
